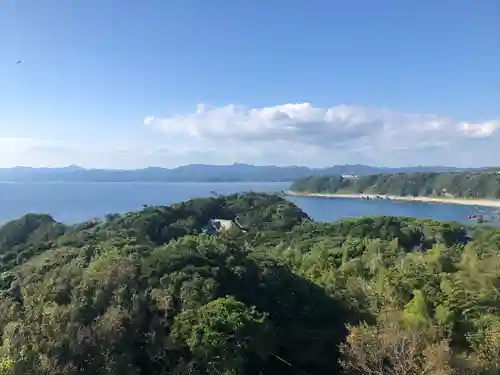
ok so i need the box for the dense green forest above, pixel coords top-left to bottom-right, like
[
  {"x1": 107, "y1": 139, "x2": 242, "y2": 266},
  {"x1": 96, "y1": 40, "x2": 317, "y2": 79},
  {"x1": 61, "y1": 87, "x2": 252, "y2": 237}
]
[
  {"x1": 0, "y1": 192, "x2": 500, "y2": 374},
  {"x1": 290, "y1": 172, "x2": 500, "y2": 199}
]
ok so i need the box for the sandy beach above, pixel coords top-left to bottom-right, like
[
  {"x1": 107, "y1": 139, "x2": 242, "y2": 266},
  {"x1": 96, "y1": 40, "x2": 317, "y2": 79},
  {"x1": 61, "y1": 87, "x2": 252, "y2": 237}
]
[{"x1": 286, "y1": 191, "x2": 500, "y2": 208}]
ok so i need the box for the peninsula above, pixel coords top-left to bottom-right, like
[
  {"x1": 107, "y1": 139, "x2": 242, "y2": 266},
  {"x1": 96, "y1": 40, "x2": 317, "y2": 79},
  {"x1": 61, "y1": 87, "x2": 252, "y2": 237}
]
[{"x1": 288, "y1": 172, "x2": 500, "y2": 207}]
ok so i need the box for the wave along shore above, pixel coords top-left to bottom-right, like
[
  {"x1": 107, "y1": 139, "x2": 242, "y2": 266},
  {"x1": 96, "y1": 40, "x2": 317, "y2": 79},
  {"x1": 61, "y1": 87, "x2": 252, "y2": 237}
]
[{"x1": 286, "y1": 191, "x2": 500, "y2": 208}]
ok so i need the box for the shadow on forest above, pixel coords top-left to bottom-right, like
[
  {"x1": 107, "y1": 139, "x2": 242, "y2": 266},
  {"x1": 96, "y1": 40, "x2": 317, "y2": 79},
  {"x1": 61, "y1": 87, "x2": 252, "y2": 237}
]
[
  {"x1": 144, "y1": 241, "x2": 364, "y2": 375},
  {"x1": 229, "y1": 263, "x2": 363, "y2": 375}
]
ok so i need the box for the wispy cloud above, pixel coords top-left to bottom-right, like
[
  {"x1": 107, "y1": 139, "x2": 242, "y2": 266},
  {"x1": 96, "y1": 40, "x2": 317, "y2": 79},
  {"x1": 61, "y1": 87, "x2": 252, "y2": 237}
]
[{"x1": 0, "y1": 138, "x2": 168, "y2": 169}]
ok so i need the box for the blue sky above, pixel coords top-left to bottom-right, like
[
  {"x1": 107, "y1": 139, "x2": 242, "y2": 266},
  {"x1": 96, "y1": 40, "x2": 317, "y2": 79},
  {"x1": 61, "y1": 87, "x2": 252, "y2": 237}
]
[{"x1": 1, "y1": 0, "x2": 499, "y2": 168}]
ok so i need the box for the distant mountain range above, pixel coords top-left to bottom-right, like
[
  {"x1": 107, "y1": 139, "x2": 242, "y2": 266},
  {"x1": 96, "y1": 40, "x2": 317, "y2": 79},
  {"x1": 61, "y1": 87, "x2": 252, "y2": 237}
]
[{"x1": 0, "y1": 164, "x2": 494, "y2": 183}]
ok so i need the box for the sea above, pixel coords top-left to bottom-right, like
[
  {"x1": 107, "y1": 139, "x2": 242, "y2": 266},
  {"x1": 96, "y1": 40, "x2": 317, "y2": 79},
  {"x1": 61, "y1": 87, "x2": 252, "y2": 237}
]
[{"x1": 0, "y1": 181, "x2": 499, "y2": 226}]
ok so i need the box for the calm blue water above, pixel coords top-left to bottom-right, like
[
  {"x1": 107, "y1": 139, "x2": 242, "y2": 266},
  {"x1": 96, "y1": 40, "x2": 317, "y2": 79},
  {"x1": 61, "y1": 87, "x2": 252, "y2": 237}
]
[
  {"x1": 0, "y1": 182, "x2": 498, "y2": 226},
  {"x1": 288, "y1": 195, "x2": 500, "y2": 225}
]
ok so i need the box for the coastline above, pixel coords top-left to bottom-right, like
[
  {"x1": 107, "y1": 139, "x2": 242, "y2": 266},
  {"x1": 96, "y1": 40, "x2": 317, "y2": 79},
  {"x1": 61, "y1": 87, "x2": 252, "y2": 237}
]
[{"x1": 286, "y1": 191, "x2": 500, "y2": 208}]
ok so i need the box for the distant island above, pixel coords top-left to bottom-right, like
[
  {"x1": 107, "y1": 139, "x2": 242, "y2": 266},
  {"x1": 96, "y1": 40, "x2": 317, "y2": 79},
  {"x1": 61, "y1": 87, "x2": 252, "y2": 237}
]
[
  {"x1": 0, "y1": 163, "x2": 494, "y2": 183},
  {"x1": 289, "y1": 171, "x2": 500, "y2": 206}
]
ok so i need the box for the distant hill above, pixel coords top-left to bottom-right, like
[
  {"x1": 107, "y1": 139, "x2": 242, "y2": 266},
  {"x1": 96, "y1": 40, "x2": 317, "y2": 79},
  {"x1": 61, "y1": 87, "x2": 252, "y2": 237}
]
[
  {"x1": 290, "y1": 171, "x2": 500, "y2": 199},
  {"x1": 0, "y1": 163, "x2": 491, "y2": 182}
]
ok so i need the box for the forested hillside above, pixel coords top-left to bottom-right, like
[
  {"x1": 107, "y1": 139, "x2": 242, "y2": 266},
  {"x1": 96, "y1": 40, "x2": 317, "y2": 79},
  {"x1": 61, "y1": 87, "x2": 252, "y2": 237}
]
[
  {"x1": 290, "y1": 171, "x2": 500, "y2": 199},
  {"x1": 0, "y1": 193, "x2": 500, "y2": 374},
  {"x1": 0, "y1": 164, "x2": 486, "y2": 183}
]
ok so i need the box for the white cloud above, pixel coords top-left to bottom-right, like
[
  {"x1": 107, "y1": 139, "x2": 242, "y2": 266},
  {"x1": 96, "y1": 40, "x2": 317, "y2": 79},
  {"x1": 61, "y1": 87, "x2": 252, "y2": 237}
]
[
  {"x1": 143, "y1": 116, "x2": 156, "y2": 126},
  {"x1": 144, "y1": 103, "x2": 500, "y2": 166},
  {"x1": 459, "y1": 121, "x2": 500, "y2": 138},
  {"x1": 1, "y1": 104, "x2": 499, "y2": 168}
]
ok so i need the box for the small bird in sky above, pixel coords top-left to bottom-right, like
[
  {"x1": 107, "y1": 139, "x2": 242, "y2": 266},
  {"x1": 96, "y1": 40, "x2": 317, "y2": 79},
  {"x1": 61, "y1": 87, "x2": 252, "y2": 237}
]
[{"x1": 16, "y1": 60, "x2": 21, "y2": 64}]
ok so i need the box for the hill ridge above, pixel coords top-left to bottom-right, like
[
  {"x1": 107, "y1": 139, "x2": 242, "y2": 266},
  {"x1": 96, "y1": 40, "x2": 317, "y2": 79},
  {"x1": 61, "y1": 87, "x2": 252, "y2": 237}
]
[{"x1": 0, "y1": 164, "x2": 493, "y2": 182}]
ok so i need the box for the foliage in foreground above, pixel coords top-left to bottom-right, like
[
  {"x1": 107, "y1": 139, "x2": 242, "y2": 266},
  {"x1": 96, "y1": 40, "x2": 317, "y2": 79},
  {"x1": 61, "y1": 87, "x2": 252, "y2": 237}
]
[{"x1": 0, "y1": 193, "x2": 499, "y2": 374}]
